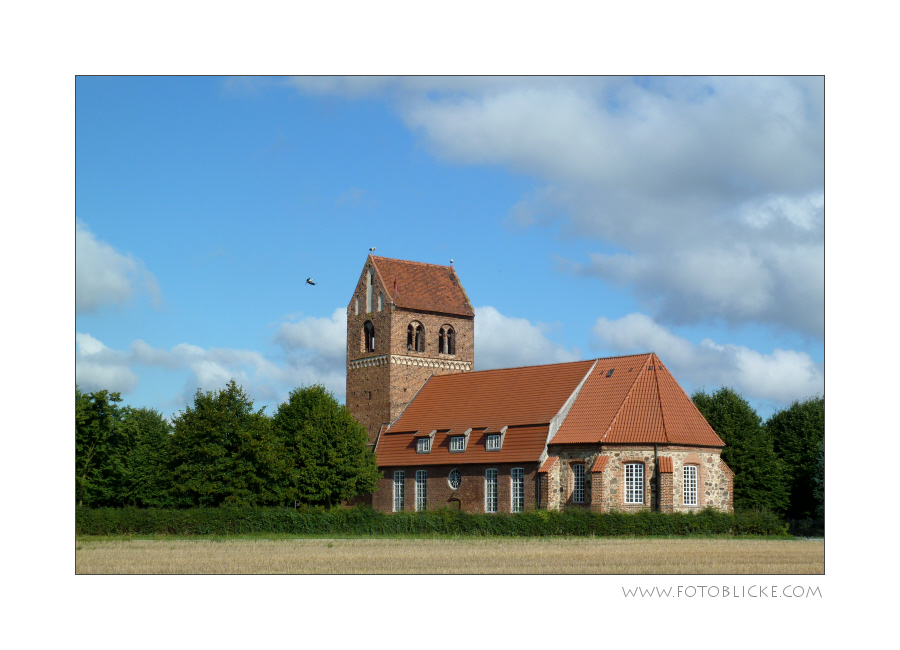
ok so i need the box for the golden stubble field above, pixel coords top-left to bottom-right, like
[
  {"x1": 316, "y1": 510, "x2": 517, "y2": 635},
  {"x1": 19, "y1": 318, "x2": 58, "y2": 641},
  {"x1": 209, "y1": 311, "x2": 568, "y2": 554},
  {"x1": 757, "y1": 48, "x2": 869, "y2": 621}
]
[{"x1": 76, "y1": 537, "x2": 824, "y2": 574}]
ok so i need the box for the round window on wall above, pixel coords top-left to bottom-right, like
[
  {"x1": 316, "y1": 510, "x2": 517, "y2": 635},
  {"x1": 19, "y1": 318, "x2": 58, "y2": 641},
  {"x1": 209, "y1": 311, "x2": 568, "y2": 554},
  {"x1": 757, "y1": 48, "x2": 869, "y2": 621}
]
[{"x1": 448, "y1": 468, "x2": 461, "y2": 490}]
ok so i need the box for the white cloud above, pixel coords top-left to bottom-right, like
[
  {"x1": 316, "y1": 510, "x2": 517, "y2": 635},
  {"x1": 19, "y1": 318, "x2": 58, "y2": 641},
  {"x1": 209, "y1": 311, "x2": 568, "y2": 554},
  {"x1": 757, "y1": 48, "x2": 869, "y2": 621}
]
[
  {"x1": 76, "y1": 332, "x2": 139, "y2": 393},
  {"x1": 592, "y1": 313, "x2": 823, "y2": 404},
  {"x1": 273, "y1": 308, "x2": 346, "y2": 360},
  {"x1": 76, "y1": 220, "x2": 160, "y2": 314},
  {"x1": 289, "y1": 76, "x2": 824, "y2": 338},
  {"x1": 75, "y1": 309, "x2": 350, "y2": 413},
  {"x1": 474, "y1": 305, "x2": 580, "y2": 370}
]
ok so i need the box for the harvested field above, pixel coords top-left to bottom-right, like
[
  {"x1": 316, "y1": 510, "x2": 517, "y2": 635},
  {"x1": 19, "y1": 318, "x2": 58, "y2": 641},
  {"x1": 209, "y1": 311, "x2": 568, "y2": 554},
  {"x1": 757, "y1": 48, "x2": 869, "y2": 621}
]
[{"x1": 76, "y1": 537, "x2": 824, "y2": 574}]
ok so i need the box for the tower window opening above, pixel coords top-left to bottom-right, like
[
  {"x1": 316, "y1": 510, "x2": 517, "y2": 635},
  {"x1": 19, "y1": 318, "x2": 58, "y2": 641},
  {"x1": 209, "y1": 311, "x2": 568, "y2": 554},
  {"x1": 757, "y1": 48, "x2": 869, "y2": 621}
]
[
  {"x1": 439, "y1": 325, "x2": 455, "y2": 354},
  {"x1": 364, "y1": 321, "x2": 375, "y2": 352},
  {"x1": 408, "y1": 321, "x2": 424, "y2": 352}
]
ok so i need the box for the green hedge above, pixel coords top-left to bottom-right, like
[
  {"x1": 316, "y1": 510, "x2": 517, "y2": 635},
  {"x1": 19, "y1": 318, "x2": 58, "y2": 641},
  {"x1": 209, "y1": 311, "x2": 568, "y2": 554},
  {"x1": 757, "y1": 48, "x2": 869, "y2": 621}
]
[{"x1": 76, "y1": 506, "x2": 788, "y2": 537}]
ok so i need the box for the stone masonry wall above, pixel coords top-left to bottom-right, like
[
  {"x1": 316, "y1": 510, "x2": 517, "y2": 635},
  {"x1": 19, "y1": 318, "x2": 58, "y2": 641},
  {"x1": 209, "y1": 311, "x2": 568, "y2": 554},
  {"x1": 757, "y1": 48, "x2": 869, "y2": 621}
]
[{"x1": 546, "y1": 444, "x2": 732, "y2": 513}]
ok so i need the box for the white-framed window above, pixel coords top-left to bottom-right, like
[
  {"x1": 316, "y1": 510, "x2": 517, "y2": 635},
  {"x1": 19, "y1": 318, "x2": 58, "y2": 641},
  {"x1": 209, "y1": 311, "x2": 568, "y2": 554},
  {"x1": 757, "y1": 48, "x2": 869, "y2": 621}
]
[
  {"x1": 416, "y1": 470, "x2": 427, "y2": 511},
  {"x1": 393, "y1": 470, "x2": 405, "y2": 511},
  {"x1": 450, "y1": 436, "x2": 466, "y2": 452},
  {"x1": 624, "y1": 463, "x2": 644, "y2": 504},
  {"x1": 573, "y1": 463, "x2": 585, "y2": 503},
  {"x1": 448, "y1": 468, "x2": 461, "y2": 490},
  {"x1": 683, "y1": 465, "x2": 698, "y2": 506},
  {"x1": 486, "y1": 434, "x2": 501, "y2": 451},
  {"x1": 511, "y1": 468, "x2": 524, "y2": 513},
  {"x1": 485, "y1": 469, "x2": 498, "y2": 513},
  {"x1": 416, "y1": 437, "x2": 431, "y2": 453}
]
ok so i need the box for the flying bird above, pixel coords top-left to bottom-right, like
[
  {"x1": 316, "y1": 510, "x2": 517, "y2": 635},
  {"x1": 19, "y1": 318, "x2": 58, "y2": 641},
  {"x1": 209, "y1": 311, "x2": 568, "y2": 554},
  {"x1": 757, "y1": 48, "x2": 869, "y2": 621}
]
[
  {"x1": 369, "y1": 247, "x2": 376, "y2": 251},
  {"x1": 306, "y1": 278, "x2": 316, "y2": 286}
]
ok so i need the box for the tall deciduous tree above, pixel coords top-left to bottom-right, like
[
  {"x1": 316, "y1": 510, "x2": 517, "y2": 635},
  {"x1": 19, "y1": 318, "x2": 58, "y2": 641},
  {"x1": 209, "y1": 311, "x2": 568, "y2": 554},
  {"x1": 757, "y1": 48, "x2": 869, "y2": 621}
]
[
  {"x1": 692, "y1": 387, "x2": 789, "y2": 513},
  {"x1": 76, "y1": 386, "x2": 128, "y2": 507},
  {"x1": 121, "y1": 407, "x2": 175, "y2": 508},
  {"x1": 169, "y1": 380, "x2": 287, "y2": 507},
  {"x1": 273, "y1": 384, "x2": 381, "y2": 508},
  {"x1": 767, "y1": 395, "x2": 825, "y2": 519},
  {"x1": 811, "y1": 440, "x2": 824, "y2": 518}
]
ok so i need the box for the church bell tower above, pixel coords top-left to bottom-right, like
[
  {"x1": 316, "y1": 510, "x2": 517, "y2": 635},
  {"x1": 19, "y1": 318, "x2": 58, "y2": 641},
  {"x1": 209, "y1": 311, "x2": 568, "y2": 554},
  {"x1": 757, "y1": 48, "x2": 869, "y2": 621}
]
[{"x1": 346, "y1": 255, "x2": 475, "y2": 445}]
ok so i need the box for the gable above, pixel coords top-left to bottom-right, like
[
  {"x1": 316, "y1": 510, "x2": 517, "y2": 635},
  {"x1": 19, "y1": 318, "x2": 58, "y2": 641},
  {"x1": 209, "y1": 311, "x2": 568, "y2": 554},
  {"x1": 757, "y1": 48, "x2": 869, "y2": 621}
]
[
  {"x1": 370, "y1": 256, "x2": 474, "y2": 317},
  {"x1": 551, "y1": 353, "x2": 725, "y2": 447}
]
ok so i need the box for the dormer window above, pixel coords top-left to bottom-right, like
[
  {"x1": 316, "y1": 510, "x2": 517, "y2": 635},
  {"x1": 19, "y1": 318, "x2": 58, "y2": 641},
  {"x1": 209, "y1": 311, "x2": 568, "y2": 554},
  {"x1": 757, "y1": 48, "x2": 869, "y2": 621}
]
[
  {"x1": 416, "y1": 430, "x2": 436, "y2": 454},
  {"x1": 486, "y1": 426, "x2": 506, "y2": 451},
  {"x1": 449, "y1": 428, "x2": 472, "y2": 452}
]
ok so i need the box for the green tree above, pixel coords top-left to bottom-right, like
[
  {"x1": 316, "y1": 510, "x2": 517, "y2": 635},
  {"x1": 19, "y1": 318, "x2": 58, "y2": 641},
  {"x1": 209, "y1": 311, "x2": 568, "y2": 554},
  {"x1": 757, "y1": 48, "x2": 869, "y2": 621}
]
[
  {"x1": 169, "y1": 380, "x2": 287, "y2": 507},
  {"x1": 692, "y1": 387, "x2": 789, "y2": 513},
  {"x1": 811, "y1": 440, "x2": 824, "y2": 518},
  {"x1": 76, "y1": 386, "x2": 128, "y2": 507},
  {"x1": 766, "y1": 395, "x2": 825, "y2": 519},
  {"x1": 121, "y1": 407, "x2": 175, "y2": 507},
  {"x1": 273, "y1": 384, "x2": 381, "y2": 508}
]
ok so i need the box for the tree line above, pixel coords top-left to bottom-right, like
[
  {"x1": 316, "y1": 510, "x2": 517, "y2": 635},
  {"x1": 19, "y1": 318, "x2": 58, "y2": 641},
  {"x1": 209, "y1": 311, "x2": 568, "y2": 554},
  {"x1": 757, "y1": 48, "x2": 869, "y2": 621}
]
[
  {"x1": 75, "y1": 380, "x2": 380, "y2": 509},
  {"x1": 76, "y1": 380, "x2": 824, "y2": 518},
  {"x1": 691, "y1": 388, "x2": 824, "y2": 519}
]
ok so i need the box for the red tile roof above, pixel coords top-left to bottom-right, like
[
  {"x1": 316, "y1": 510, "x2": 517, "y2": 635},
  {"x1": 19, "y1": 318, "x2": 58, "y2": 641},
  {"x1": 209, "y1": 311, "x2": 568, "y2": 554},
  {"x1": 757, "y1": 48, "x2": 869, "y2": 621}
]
[
  {"x1": 538, "y1": 456, "x2": 560, "y2": 473},
  {"x1": 375, "y1": 354, "x2": 724, "y2": 467},
  {"x1": 379, "y1": 425, "x2": 550, "y2": 466},
  {"x1": 386, "y1": 359, "x2": 597, "y2": 433},
  {"x1": 657, "y1": 456, "x2": 674, "y2": 473},
  {"x1": 551, "y1": 353, "x2": 725, "y2": 447},
  {"x1": 590, "y1": 455, "x2": 609, "y2": 472},
  {"x1": 370, "y1": 256, "x2": 474, "y2": 317}
]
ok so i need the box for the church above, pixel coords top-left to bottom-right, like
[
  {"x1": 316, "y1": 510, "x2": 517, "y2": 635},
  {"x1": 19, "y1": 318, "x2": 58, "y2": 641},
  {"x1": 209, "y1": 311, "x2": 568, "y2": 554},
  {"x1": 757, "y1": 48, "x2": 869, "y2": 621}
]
[{"x1": 346, "y1": 254, "x2": 733, "y2": 514}]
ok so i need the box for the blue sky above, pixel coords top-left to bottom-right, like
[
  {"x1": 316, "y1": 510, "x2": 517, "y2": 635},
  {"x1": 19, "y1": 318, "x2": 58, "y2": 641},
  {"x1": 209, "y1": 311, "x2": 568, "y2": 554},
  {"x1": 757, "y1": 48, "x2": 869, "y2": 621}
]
[{"x1": 76, "y1": 76, "x2": 824, "y2": 420}]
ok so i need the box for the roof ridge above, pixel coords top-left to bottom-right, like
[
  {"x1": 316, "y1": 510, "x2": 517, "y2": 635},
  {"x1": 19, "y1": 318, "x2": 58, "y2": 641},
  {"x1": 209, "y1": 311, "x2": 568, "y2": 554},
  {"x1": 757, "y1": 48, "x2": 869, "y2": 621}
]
[
  {"x1": 370, "y1": 255, "x2": 454, "y2": 270},
  {"x1": 598, "y1": 352, "x2": 653, "y2": 443},
  {"x1": 425, "y1": 358, "x2": 594, "y2": 379},
  {"x1": 651, "y1": 353, "x2": 671, "y2": 444},
  {"x1": 445, "y1": 353, "x2": 652, "y2": 377}
]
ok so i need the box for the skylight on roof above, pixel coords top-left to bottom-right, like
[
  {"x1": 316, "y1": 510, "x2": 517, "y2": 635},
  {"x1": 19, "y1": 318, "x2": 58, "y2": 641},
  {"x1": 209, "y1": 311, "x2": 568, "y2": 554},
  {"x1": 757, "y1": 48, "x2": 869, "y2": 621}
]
[{"x1": 606, "y1": 368, "x2": 614, "y2": 377}]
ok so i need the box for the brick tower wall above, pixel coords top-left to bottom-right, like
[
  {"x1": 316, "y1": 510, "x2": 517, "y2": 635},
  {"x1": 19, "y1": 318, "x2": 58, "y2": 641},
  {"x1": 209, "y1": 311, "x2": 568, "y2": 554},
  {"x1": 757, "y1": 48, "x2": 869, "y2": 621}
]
[
  {"x1": 387, "y1": 308, "x2": 474, "y2": 421},
  {"x1": 346, "y1": 258, "x2": 475, "y2": 445}
]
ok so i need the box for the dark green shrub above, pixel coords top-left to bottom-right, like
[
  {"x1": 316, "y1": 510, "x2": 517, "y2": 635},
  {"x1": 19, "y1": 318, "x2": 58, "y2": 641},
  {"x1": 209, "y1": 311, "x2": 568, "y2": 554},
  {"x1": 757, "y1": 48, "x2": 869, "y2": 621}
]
[{"x1": 76, "y1": 506, "x2": 789, "y2": 537}]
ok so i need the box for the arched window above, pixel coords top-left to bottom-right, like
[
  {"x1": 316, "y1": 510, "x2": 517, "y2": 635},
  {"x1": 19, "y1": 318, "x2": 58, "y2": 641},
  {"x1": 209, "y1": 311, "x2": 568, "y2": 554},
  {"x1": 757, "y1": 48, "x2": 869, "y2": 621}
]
[
  {"x1": 407, "y1": 321, "x2": 424, "y2": 352},
  {"x1": 364, "y1": 321, "x2": 375, "y2": 352},
  {"x1": 354, "y1": 296, "x2": 359, "y2": 316},
  {"x1": 378, "y1": 292, "x2": 383, "y2": 311},
  {"x1": 366, "y1": 267, "x2": 373, "y2": 313},
  {"x1": 439, "y1": 325, "x2": 455, "y2": 355}
]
